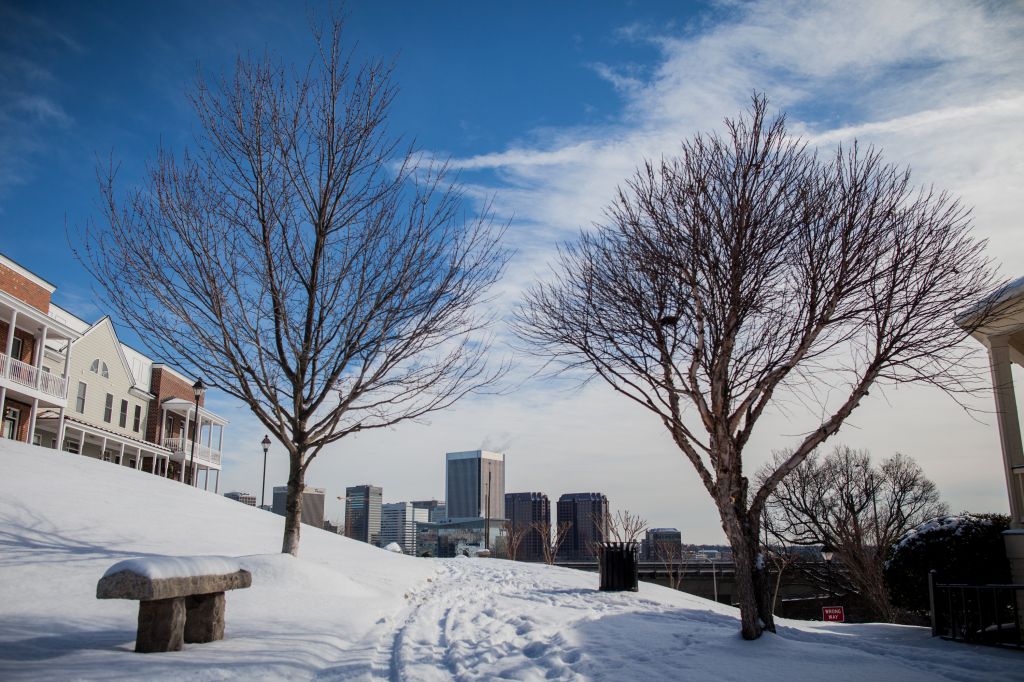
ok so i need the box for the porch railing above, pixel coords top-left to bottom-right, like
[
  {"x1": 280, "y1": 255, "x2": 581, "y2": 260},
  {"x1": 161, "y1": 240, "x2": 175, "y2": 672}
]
[
  {"x1": 0, "y1": 352, "x2": 68, "y2": 400},
  {"x1": 162, "y1": 436, "x2": 222, "y2": 465},
  {"x1": 930, "y1": 570, "x2": 1024, "y2": 648}
]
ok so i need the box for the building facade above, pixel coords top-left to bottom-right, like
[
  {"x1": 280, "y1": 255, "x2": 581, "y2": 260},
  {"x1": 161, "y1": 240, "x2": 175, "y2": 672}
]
[
  {"x1": 271, "y1": 485, "x2": 326, "y2": 528},
  {"x1": 504, "y1": 492, "x2": 550, "y2": 562},
  {"x1": 445, "y1": 450, "x2": 505, "y2": 522},
  {"x1": 411, "y1": 499, "x2": 447, "y2": 523},
  {"x1": 344, "y1": 484, "x2": 383, "y2": 545},
  {"x1": 0, "y1": 254, "x2": 228, "y2": 491},
  {"x1": 381, "y1": 502, "x2": 429, "y2": 555},
  {"x1": 225, "y1": 491, "x2": 257, "y2": 506},
  {"x1": 556, "y1": 492, "x2": 609, "y2": 561},
  {"x1": 644, "y1": 528, "x2": 683, "y2": 561}
]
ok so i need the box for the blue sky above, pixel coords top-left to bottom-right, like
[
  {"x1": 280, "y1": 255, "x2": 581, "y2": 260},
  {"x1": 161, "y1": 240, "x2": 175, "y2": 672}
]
[{"x1": 3, "y1": 1, "x2": 1023, "y2": 541}]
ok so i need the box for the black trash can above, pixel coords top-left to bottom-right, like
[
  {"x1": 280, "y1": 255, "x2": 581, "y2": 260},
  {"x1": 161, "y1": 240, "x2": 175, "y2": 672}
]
[{"x1": 598, "y1": 541, "x2": 639, "y2": 592}]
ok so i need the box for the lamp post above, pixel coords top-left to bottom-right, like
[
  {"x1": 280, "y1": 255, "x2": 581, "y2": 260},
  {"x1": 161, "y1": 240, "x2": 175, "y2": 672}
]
[
  {"x1": 261, "y1": 434, "x2": 271, "y2": 509},
  {"x1": 821, "y1": 543, "x2": 835, "y2": 602},
  {"x1": 188, "y1": 378, "x2": 205, "y2": 487},
  {"x1": 701, "y1": 555, "x2": 718, "y2": 603}
]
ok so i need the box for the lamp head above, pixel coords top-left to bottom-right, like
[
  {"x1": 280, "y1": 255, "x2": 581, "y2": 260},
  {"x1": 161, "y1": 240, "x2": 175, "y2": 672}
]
[
  {"x1": 192, "y1": 378, "x2": 206, "y2": 401},
  {"x1": 821, "y1": 544, "x2": 835, "y2": 563},
  {"x1": 261, "y1": 434, "x2": 271, "y2": 454}
]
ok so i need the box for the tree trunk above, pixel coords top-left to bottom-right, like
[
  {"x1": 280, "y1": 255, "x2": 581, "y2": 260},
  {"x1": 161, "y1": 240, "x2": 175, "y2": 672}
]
[
  {"x1": 722, "y1": 506, "x2": 775, "y2": 639},
  {"x1": 281, "y1": 454, "x2": 304, "y2": 556}
]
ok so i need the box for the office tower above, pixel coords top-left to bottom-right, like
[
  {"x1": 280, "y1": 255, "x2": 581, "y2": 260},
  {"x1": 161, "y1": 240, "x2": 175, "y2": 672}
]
[
  {"x1": 556, "y1": 492, "x2": 609, "y2": 561},
  {"x1": 344, "y1": 484, "x2": 383, "y2": 545},
  {"x1": 645, "y1": 528, "x2": 683, "y2": 561},
  {"x1": 224, "y1": 491, "x2": 256, "y2": 506},
  {"x1": 271, "y1": 485, "x2": 325, "y2": 527},
  {"x1": 504, "y1": 492, "x2": 550, "y2": 562},
  {"x1": 445, "y1": 450, "x2": 505, "y2": 522},
  {"x1": 381, "y1": 502, "x2": 430, "y2": 555},
  {"x1": 412, "y1": 499, "x2": 447, "y2": 524}
]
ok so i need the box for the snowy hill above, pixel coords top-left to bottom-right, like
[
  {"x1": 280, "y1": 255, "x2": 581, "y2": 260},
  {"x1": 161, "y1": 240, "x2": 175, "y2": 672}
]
[{"x1": 0, "y1": 441, "x2": 1018, "y2": 680}]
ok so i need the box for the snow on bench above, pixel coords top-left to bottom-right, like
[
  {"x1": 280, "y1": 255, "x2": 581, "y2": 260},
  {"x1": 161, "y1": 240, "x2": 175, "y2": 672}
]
[{"x1": 97, "y1": 555, "x2": 252, "y2": 653}]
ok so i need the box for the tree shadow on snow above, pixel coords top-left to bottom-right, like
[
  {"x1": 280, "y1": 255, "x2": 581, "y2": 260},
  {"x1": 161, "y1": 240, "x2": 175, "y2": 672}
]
[{"x1": 0, "y1": 508, "x2": 164, "y2": 566}]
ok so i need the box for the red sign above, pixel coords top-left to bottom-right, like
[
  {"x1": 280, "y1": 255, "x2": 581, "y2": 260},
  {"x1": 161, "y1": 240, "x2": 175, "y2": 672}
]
[{"x1": 822, "y1": 606, "x2": 845, "y2": 622}]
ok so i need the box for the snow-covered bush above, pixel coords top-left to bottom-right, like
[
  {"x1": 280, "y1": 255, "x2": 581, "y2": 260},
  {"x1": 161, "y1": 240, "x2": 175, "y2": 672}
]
[{"x1": 884, "y1": 513, "x2": 1010, "y2": 614}]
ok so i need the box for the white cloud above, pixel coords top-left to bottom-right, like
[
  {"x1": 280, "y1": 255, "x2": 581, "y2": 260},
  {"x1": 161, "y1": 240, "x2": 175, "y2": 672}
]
[{"x1": 222, "y1": 0, "x2": 1024, "y2": 542}]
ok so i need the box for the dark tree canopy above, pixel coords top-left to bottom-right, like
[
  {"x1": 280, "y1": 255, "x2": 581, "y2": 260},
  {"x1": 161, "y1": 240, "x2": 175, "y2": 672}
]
[{"x1": 516, "y1": 95, "x2": 1000, "y2": 639}]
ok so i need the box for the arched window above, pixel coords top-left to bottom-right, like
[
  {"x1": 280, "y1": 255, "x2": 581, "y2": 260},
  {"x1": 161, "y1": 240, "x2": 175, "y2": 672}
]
[{"x1": 89, "y1": 359, "x2": 110, "y2": 378}]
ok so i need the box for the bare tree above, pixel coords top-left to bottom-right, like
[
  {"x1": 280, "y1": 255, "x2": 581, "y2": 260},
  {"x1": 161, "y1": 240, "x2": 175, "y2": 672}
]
[
  {"x1": 533, "y1": 520, "x2": 573, "y2": 565},
  {"x1": 79, "y1": 16, "x2": 507, "y2": 556},
  {"x1": 501, "y1": 519, "x2": 530, "y2": 562},
  {"x1": 654, "y1": 540, "x2": 687, "y2": 591},
  {"x1": 589, "y1": 508, "x2": 647, "y2": 558},
  {"x1": 762, "y1": 446, "x2": 947, "y2": 622},
  {"x1": 515, "y1": 95, "x2": 999, "y2": 638}
]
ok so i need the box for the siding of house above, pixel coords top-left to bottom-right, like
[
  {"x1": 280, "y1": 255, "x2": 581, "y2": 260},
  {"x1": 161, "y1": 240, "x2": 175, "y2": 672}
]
[{"x1": 65, "y1": 320, "x2": 150, "y2": 444}]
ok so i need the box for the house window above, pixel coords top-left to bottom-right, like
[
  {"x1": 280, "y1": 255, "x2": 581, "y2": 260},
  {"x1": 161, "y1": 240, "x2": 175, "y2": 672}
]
[
  {"x1": 89, "y1": 359, "x2": 109, "y2": 378},
  {"x1": 64, "y1": 439, "x2": 80, "y2": 454},
  {"x1": 2, "y1": 407, "x2": 20, "y2": 440},
  {"x1": 119, "y1": 400, "x2": 128, "y2": 428},
  {"x1": 103, "y1": 394, "x2": 113, "y2": 423},
  {"x1": 10, "y1": 337, "x2": 23, "y2": 361},
  {"x1": 133, "y1": 405, "x2": 142, "y2": 432},
  {"x1": 76, "y1": 382, "x2": 87, "y2": 413}
]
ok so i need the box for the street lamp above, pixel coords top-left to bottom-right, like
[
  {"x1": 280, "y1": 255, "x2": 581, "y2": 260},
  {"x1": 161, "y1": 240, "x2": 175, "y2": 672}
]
[
  {"x1": 261, "y1": 434, "x2": 271, "y2": 509},
  {"x1": 821, "y1": 543, "x2": 835, "y2": 602},
  {"x1": 188, "y1": 378, "x2": 205, "y2": 487},
  {"x1": 701, "y1": 555, "x2": 718, "y2": 603}
]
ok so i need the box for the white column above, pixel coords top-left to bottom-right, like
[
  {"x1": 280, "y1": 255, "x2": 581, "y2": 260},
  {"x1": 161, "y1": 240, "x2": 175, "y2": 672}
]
[
  {"x1": 989, "y1": 337, "x2": 1024, "y2": 526},
  {"x1": 27, "y1": 397, "x2": 38, "y2": 445},
  {"x1": 214, "y1": 468, "x2": 220, "y2": 494},
  {"x1": 4, "y1": 310, "x2": 17, "y2": 357},
  {"x1": 119, "y1": 442, "x2": 125, "y2": 466},
  {"x1": 203, "y1": 467, "x2": 209, "y2": 491},
  {"x1": 56, "y1": 407, "x2": 66, "y2": 451},
  {"x1": 184, "y1": 409, "x2": 191, "y2": 452},
  {"x1": 33, "y1": 325, "x2": 47, "y2": 389},
  {"x1": 100, "y1": 436, "x2": 107, "y2": 461},
  {"x1": 218, "y1": 424, "x2": 224, "y2": 452},
  {"x1": 0, "y1": 387, "x2": 6, "y2": 439},
  {"x1": 206, "y1": 416, "x2": 213, "y2": 451}
]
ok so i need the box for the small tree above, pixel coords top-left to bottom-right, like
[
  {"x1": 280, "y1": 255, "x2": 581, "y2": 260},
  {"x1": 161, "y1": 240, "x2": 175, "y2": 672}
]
[
  {"x1": 533, "y1": 520, "x2": 573, "y2": 565},
  {"x1": 80, "y1": 16, "x2": 507, "y2": 556},
  {"x1": 885, "y1": 513, "x2": 1010, "y2": 615},
  {"x1": 501, "y1": 519, "x2": 530, "y2": 562},
  {"x1": 653, "y1": 539, "x2": 687, "y2": 591},
  {"x1": 516, "y1": 95, "x2": 999, "y2": 638},
  {"x1": 763, "y1": 447, "x2": 947, "y2": 621}
]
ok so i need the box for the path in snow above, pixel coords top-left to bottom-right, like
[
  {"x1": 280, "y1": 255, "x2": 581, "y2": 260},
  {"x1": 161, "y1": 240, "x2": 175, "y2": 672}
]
[{"x1": 355, "y1": 559, "x2": 1022, "y2": 682}]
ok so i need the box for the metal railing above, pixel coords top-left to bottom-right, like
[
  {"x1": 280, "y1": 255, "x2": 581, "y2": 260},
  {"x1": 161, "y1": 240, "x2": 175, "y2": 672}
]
[
  {"x1": 161, "y1": 436, "x2": 222, "y2": 465},
  {"x1": 930, "y1": 570, "x2": 1023, "y2": 648},
  {"x1": 0, "y1": 352, "x2": 68, "y2": 400}
]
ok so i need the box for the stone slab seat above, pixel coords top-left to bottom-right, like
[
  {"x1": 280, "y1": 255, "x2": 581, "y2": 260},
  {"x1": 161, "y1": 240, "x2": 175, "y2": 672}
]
[{"x1": 96, "y1": 556, "x2": 252, "y2": 653}]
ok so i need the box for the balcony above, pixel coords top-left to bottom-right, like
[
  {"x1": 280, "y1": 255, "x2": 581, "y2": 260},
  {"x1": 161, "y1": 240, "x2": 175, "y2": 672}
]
[
  {"x1": 162, "y1": 436, "x2": 222, "y2": 466},
  {"x1": 0, "y1": 352, "x2": 68, "y2": 402}
]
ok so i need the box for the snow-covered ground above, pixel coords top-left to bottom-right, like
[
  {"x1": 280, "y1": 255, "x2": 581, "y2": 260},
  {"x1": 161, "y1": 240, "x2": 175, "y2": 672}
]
[{"x1": 1, "y1": 440, "x2": 1019, "y2": 680}]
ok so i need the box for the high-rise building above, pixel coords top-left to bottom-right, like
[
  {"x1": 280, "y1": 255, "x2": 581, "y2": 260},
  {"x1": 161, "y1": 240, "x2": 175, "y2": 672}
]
[
  {"x1": 344, "y1": 484, "x2": 383, "y2": 545},
  {"x1": 412, "y1": 499, "x2": 447, "y2": 523},
  {"x1": 644, "y1": 528, "x2": 682, "y2": 561},
  {"x1": 381, "y1": 502, "x2": 430, "y2": 555},
  {"x1": 504, "y1": 492, "x2": 550, "y2": 562},
  {"x1": 556, "y1": 492, "x2": 609, "y2": 561},
  {"x1": 271, "y1": 485, "x2": 325, "y2": 527},
  {"x1": 445, "y1": 450, "x2": 505, "y2": 522},
  {"x1": 225, "y1": 491, "x2": 256, "y2": 506}
]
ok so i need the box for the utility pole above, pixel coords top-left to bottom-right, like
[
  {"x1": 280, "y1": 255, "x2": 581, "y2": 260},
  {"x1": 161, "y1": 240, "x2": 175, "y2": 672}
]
[{"x1": 484, "y1": 469, "x2": 492, "y2": 550}]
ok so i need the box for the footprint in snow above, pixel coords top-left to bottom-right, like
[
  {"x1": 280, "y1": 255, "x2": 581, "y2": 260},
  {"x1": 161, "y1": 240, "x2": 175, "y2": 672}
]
[{"x1": 523, "y1": 641, "x2": 549, "y2": 659}]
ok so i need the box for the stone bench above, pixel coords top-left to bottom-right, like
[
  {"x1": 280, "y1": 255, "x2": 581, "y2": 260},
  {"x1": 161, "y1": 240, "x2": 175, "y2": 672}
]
[{"x1": 97, "y1": 556, "x2": 252, "y2": 653}]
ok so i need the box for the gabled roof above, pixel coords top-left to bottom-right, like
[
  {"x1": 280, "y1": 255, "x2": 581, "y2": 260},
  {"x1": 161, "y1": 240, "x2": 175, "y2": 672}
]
[{"x1": 73, "y1": 316, "x2": 155, "y2": 400}]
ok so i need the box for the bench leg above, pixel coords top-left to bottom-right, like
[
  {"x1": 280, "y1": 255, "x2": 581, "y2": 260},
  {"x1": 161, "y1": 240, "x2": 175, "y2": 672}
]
[
  {"x1": 184, "y1": 592, "x2": 226, "y2": 643},
  {"x1": 136, "y1": 597, "x2": 185, "y2": 653}
]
